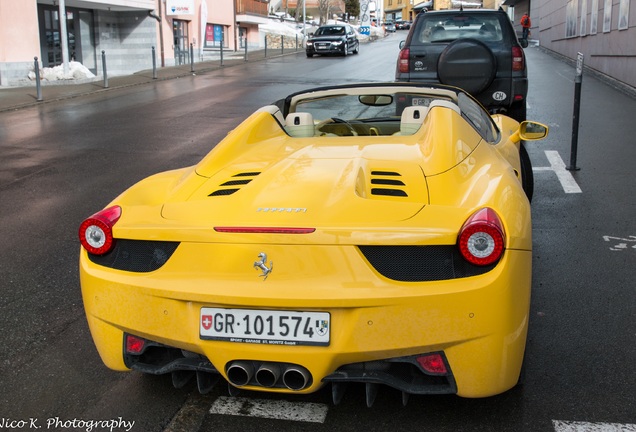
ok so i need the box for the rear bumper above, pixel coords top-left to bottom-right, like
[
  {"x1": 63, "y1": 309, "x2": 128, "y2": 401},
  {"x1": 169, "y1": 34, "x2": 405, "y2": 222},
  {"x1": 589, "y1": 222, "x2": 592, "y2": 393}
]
[{"x1": 81, "y1": 244, "x2": 531, "y2": 399}]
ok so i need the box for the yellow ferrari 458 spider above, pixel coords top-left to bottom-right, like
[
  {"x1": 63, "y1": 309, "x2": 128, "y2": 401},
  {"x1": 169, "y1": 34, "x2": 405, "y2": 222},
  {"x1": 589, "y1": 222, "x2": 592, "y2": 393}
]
[{"x1": 79, "y1": 83, "x2": 548, "y2": 406}]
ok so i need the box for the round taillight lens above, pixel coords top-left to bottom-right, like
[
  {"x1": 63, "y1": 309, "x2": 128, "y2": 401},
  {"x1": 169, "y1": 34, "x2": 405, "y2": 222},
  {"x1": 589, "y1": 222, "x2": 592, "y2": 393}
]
[
  {"x1": 79, "y1": 205, "x2": 121, "y2": 255},
  {"x1": 458, "y1": 208, "x2": 505, "y2": 266}
]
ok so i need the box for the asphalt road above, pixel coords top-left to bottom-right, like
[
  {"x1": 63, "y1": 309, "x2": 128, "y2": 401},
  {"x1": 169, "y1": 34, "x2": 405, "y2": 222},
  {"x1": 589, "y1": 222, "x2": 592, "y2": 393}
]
[{"x1": 0, "y1": 34, "x2": 634, "y2": 432}]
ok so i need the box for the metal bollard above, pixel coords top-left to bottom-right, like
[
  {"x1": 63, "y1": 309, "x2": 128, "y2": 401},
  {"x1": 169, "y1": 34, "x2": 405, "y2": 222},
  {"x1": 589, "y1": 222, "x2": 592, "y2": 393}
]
[
  {"x1": 264, "y1": 36, "x2": 267, "y2": 58},
  {"x1": 220, "y1": 35, "x2": 224, "y2": 66},
  {"x1": 244, "y1": 39, "x2": 248, "y2": 61},
  {"x1": 568, "y1": 52, "x2": 583, "y2": 171},
  {"x1": 190, "y1": 43, "x2": 194, "y2": 73},
  {"x1": 281, "y1": 35, "x2": 284, "y2": 55},
  {"x1": 152, "y1": 46, "x2": 157, "y2": 79},
  {"x1": 102, "y1": 50, "x2": 108, "y2": 88},
  {"x1": 34, "y1": 57, "x2": 43, "y2": 102}
]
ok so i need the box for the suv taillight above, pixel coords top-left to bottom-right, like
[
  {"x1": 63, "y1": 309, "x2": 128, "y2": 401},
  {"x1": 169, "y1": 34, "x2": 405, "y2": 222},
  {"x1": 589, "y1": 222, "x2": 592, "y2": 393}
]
[
  {"x1": 398, "y1": 48, "x2": 410, "y2": 73},
  {"x1": 512, "y1": 46, "x2": 525, "y2": 72}
]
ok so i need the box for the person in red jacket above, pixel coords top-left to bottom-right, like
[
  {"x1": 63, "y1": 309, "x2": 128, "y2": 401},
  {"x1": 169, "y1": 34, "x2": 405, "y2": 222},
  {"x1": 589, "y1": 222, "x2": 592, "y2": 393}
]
[{"x1": 520, "y1": 12, "x2": 531, "y2": 40}]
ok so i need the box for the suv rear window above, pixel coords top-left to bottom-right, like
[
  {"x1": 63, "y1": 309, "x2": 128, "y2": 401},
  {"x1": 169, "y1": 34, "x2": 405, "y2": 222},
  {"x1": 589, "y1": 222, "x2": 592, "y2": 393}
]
[{"x1": 415, "y1": 15, "x2": 503, "y2": 43}]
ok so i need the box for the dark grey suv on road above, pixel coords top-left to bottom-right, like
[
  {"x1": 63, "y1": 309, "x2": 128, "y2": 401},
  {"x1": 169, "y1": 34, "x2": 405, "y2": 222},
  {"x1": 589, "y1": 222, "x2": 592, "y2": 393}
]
[{"x1": 395, "y1": 9, "x2": 528, "y2": 121}]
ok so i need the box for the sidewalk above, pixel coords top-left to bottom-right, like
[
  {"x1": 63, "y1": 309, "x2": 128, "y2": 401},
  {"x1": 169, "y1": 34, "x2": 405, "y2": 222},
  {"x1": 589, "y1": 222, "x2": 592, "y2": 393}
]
[{"x1": 0, "y1": 49, "x2": 291, "y2": 113}]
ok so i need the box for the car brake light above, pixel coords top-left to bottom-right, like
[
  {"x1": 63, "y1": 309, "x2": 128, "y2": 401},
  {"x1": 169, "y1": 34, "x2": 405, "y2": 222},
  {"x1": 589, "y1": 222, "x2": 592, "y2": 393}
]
[
  {"x1": 417, "y1": 353, "x2": 448, "y2": 374},
  {"x1": 512, "y1": 46, "x2": 525, "y2": 72},
  {"x1": 214, "y1": 227, "x2": 315, "y2": 234},
  {"x1": 78, "y1": 205, "x2": 121, "y2": 255},
  {"x1": 125, "y1": 334, "x2": 146, "y2": 354},
  {"x1": 398, "y1": 48, "x2": 410, "y2": 73},
  {"x1": 458, "y1": 207, "x2": 505, "y2": 266}
]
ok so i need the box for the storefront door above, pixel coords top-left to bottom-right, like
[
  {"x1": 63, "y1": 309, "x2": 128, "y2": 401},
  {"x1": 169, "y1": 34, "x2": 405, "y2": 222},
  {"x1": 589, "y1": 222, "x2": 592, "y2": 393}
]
[
  {"x1": 38, "y1": 5, "x2": 96, "y2": 73},
  {"x1": 173, "y1": 20, "x2": 190, "y2": 65}
]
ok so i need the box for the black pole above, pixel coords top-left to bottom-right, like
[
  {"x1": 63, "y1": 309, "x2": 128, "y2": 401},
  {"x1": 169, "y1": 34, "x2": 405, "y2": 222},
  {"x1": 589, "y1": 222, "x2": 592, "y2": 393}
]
[
  {"x1": 102, "y1": 50, "x2": 108, "y2": 88},
  {"x1": 190, "y1": 43, "x2": 194, "y2": 73},
  {"x1": 34, "y1": 57, "x2": 43, "y2": 102},
  {"x1": 152, "y1": 46, "x2": 157, "y2": 79},
  {"x1": 264, "y1": 35, "x2": 267, "y2": 58},
  {"x1": 220, "y1": 34, "x2": 224, "y2": 66},
  {"x1": 281, "y1": 35, "x2": 284, "y2": 55},
  {"x1": 568, "y1": 52, "x2": 583, "y2": 171}
]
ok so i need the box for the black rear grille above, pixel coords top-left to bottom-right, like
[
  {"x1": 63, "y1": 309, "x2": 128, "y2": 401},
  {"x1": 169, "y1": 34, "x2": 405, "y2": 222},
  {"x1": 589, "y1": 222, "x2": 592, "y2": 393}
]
[
  {"x1": 358, "y1": 245, "x2": 497, "y2": 282},
  {"x1": 370, "y1": 171, "x2": 408, "y2": 197},
  {"x1": 88, "y1": 239, "x2": 179, "y2": 272},
  {"x1": 209, "y1": 172, "x2": 260, "y2": 197}
]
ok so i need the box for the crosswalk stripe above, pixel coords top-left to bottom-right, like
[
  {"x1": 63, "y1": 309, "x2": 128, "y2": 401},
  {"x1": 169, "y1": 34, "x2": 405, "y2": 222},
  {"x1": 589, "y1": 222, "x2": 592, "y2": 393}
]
[
  {"x1": 209, "y1": 396, "x2": 328, "y2": 423},
  {"x1": 553, "y1": 420, "x2": 636, "y2": 431}
]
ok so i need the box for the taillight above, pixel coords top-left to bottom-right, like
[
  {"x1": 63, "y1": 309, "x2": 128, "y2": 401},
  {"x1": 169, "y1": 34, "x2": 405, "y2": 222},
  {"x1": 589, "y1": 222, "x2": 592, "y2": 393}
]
[
  {"x1": 512, "y1": 46, "x2": 525, "y2": 72},
  {"x1": 398, "y1": 48, "x2": 410, "y2": 73},
  {"x1": 78, "y1": 205, "x2": 121, "y2": 255},
  {"x1": 458, "y1": 208, "x2": 505, "y2": 266}
]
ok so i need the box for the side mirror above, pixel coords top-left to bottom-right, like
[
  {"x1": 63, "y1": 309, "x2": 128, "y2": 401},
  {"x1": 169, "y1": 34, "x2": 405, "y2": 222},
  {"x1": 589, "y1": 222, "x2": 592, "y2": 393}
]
[
  {"x1": 399, "y1": 40, "x2": 405, "y2": 49},
  {"x1": 509, "y1": 121, "x2": 548, "y2": 143},
  {"x1": 519, "y1": 121, "x2": 548, "y2": 140}
]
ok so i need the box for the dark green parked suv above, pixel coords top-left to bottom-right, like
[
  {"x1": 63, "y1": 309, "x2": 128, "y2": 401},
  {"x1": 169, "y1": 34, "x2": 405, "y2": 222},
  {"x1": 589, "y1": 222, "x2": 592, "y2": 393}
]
[{"x1": 396, "y1": 8, "x2": 528, "y2": 121}]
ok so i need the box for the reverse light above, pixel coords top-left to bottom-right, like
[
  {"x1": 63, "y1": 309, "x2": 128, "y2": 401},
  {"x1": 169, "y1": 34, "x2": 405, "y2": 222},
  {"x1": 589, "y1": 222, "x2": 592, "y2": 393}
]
[
  {"x1": 417, "y1": 353, "x2": 448, "y2": 374},
  {"x1": 512, "y1": 46, "x2": 525, "y2": 72},
  {"x1": 78, "y1": 205, "x2": 121, "y2": 255},
  {"x1": 398, "y1": 48, "x2": 410, "y2": 73},
  {"x1": 458, "y1": 207, "x2": 505, "y2": 266}
]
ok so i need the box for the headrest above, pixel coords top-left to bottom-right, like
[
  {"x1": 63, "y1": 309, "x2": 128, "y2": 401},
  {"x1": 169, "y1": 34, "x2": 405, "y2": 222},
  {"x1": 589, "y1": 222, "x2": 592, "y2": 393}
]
[
  {"x1": 400, "y1": 106, "x2": 427, "y2": 135},
  {"x1": 285, "y1": 112, "x2": 315, "y2": 137}
]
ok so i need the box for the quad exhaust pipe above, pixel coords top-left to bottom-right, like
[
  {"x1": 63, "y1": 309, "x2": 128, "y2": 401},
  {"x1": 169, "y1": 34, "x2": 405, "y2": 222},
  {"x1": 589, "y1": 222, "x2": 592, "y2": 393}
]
[{"x1": 226, "y1": 361, "x2": 311, "y2": 390}]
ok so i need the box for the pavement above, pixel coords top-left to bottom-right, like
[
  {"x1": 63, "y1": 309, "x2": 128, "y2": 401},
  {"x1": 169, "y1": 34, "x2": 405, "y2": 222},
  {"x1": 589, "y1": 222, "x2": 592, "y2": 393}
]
[{"x1": 0, "y1": 49, "x2": 279, "y2": 113}]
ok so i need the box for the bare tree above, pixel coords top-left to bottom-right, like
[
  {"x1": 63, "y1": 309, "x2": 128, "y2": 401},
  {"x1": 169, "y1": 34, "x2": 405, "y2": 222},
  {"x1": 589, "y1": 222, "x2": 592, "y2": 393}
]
[{"x1": 319, "y1": 0, "x2": 332, "y2": 24}]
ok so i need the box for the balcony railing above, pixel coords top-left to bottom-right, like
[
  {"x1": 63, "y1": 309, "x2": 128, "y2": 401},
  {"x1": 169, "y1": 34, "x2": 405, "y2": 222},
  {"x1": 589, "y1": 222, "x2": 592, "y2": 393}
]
[{"x1": 236, "y1": 0, "x2": 269, "y2": 16}]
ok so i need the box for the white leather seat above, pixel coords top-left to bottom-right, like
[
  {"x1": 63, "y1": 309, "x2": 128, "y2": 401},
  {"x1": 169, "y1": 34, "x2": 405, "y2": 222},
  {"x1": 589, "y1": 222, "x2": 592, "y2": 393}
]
[
  {"x1": 399, "y1": 106, "x2": 428, "y2": 135},
  {"x1": 285, "y1": 112, "x2": 315, "y2": 137}
]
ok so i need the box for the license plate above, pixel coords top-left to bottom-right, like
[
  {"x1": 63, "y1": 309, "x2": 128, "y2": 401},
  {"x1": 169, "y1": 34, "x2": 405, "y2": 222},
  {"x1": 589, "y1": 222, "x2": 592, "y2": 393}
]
[
  {"x1": 412, "y1": 97, "x2": 430, "y2": 106},
  {"x1": 200, "y1": 308, "x2": 330, "y2": 346}
]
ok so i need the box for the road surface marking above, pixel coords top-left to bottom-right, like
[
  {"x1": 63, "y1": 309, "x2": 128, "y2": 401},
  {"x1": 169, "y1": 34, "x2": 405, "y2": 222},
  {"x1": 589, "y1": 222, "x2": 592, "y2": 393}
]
[
  {"x1": 553, "y1": 420, "x2": 636, "y2": 431},
  {"x1": 209, "y1": 396, "x2": 328, "y2": 423},
  {"x1": 533, "y1": 150, "x2": 582, "y2": 193}
]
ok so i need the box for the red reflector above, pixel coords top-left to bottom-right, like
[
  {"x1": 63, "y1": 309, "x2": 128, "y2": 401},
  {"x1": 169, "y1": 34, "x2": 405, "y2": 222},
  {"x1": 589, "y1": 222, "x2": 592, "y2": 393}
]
[
  {"x1": 417, "y1": 353, "x2": 447, "y2": 374},
  {"x1": 214, "y1": 227, "x2": 315, "y2": 234},
  {"x1": 125, "y1": 335, "x2": 146, "y2": 354},
  {"x1": 513, "y1": 94, "x2": 524, "y2": 101}
]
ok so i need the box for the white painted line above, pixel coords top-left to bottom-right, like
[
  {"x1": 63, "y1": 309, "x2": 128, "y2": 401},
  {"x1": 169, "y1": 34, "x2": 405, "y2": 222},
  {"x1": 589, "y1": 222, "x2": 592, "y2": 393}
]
[
  {"x1": 532, "y1": 150, "x2": 582, "y2": 193},
  {"x1": 553, "y1": 420, "x2": 636, "y2": 431},
  {"x1": 209, "y1": 396, "x2": 329, "y2": 423}
]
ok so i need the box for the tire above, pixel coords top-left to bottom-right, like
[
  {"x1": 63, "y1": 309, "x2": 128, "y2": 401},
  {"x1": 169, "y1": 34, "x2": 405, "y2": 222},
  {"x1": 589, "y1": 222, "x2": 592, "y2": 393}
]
[
  {"x1": 437, "y1": 39, "x2": 496, "y2": 95},
  {"x1": 343, "y1": 43, "x2": 348, "y2": 56},
  {"x1": 353, "y1": 43, "x2": 359, "y2": 54},
  {"x1": 508, "y1": 101, "x2": 527, "y2": 122},
  {"x1": 306, "y1": 52, "x2": 313, "y2": 58},
  {"x1": 519, "y1": 143, "x2": 534, "y2": 202}
]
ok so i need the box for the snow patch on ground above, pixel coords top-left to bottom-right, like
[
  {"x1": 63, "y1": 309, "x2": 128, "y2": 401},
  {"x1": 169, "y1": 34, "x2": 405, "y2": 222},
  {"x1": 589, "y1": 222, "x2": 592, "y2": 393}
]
[{"x1": 29, "y1": 61, "x2": 96, "y2": 82}]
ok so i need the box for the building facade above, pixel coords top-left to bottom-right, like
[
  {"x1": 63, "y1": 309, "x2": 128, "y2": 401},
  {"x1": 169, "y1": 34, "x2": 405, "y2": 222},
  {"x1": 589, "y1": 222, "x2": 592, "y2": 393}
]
[
  {"x1": 0, "y1": 0, "x2": 268, "y2": 86},
  {"x1": 505, "y1": 0, "x2": 634, "y2": 91}
]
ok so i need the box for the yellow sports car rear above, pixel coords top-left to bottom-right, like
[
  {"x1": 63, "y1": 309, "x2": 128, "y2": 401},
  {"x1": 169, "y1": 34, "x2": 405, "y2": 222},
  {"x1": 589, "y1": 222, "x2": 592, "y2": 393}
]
[{"x1": 79, "y1": 83, "x2": 547, "y2": 405}]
